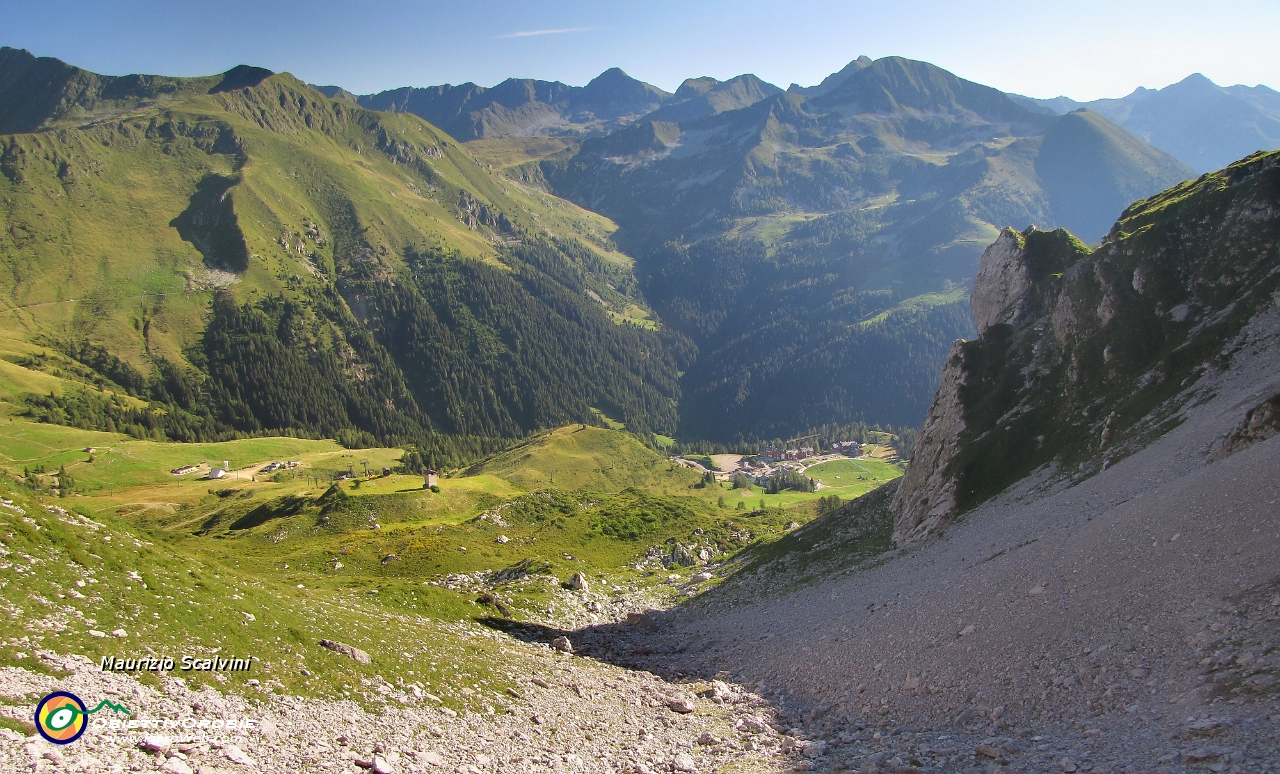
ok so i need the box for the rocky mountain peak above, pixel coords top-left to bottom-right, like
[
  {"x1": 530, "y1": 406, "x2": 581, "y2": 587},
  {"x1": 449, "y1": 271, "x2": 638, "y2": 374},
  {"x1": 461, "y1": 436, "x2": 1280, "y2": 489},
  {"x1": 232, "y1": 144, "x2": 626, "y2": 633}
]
[
  {"x1": 209, "y1": 65, "x2": 274, "y2": 94},
  {"x1": 577, "y1": 67, "x2": 670, "y2": 113}
]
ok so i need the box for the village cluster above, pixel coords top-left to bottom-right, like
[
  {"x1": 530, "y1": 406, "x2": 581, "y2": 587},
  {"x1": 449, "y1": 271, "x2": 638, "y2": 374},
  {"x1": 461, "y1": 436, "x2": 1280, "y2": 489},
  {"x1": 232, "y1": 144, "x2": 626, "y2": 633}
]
[
  {"x1": 677, "y1": 440, "x2": 869, "y2": 487},
  {"x1": 169, "y1": 460, "x2": 300, "y2": 480}
]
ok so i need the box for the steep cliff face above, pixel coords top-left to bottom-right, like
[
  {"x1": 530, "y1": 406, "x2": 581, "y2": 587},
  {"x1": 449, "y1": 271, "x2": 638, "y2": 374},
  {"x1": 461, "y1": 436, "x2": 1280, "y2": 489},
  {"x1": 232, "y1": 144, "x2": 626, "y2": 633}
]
[
  {"x1": 893, "y1": 150, "x2": 1280, "y2": 543},
  {"x1": 888, "y1": 341, "x2": 966, "y2": 543}
]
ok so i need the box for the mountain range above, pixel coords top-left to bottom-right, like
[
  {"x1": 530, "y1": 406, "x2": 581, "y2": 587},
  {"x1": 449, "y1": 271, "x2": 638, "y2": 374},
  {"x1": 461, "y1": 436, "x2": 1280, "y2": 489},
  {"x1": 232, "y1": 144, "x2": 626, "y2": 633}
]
[
  {"x1": 318, "y1": 67, "x2": 671, "y2": 142},
  {"x1": 2, "y1": 46, "x2": 1270, "y2": 453},
  {"x1": 536, "y1": 56, "x2": 1194, "y2": 439},
  {"x1": 334, "y1": 61, "x2": 1280, "y2": 176},
  {"x1": 1015, "y1": 73, "x2": 1280, "y2": 173}
]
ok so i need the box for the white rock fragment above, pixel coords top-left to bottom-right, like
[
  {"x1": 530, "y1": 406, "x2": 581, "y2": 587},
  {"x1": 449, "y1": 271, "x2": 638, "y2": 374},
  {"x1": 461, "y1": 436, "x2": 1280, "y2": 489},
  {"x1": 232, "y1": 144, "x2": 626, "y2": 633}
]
[
  {"x1": 160, "y1": 759, "x2": 194, "y2": 774},
  {"x1": 318, "y1": 639, "x2": 371, "y2": 664},
  {"x1": 422, "y1": 750, "x2": 445, "y2": 766},
  {"x1": 224, "y1": 745, "x2": 255, "y2": 765}
]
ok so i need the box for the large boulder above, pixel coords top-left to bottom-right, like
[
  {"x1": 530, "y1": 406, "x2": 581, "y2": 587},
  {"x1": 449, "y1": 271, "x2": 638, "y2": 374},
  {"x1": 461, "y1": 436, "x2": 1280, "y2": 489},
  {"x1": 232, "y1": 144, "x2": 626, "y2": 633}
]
[{"x1": 318, "y1": 639, "x2": 371, "y2": 664}]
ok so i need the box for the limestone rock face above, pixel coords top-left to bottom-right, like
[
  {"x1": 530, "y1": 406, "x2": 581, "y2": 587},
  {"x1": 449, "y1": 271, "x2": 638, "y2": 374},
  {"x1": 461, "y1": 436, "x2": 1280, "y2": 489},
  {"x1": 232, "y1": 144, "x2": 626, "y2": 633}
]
[
  {"x1": 891, "y1": 151, "x2": 1280, "y2": 544},
  {"x1": 893, "y1": 224, "x2": 1078, "y2": 542},
  {"x1": 971, "y1": 228, "x2": 1035, "y2": 334},
  {"x1": 890, "y1": 340, "x2": 967, "y2": 543}
]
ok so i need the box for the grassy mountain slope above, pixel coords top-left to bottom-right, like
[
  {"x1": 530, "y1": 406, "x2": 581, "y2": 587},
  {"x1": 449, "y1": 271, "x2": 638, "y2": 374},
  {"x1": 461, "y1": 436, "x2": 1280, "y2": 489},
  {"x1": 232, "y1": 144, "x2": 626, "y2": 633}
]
[
  {"x1": 541, "y1": 56, "x2": 1193, "y2": 441},
  {"x1": 463, "y1": 424, "x2": 703, "y2": 493},
  {"x1": 0, "y1": 48, "x2": 682, "y2": 459},
  {"x1": 0, "y1": 477, "x2": 509, "y2": 706},
  {"x1": 0, "y1": 412, "x2": 831, "y2": 696}
]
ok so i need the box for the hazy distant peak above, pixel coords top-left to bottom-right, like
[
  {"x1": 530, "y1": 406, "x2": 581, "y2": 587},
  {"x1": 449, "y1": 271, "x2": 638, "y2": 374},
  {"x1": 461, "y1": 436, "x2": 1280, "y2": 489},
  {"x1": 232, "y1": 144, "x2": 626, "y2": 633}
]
[
  {"x1": 674, "y1": 76, "x2": 720, "y2": 99},
  {"x1": 811, "y1": 55, "x2": 1047, "y2": 128},
  {"x1": 644, "y1": 73, "x2": 782, "y2": 124},
  {"x1": 313, "y1": 84, "x2": 358, "y2": 102},
  {"x1": 788, "y1": 54, "x2": 874, "y2": 96},
  {"x1": 1176, "y1": 72, "x2": 1216, "y2": 87},
  {"x1": 1020, "y1": 71, "x2": 1280, "y2": 172},
  {"x1": 578, "y1": 67, "x2": 671, "y2": 107}
]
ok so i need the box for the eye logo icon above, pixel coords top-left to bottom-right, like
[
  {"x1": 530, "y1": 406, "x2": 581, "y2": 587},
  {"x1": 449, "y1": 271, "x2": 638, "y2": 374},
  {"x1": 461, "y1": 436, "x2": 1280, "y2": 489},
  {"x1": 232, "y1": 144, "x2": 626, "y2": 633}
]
[
  {"x1": 34, "y1": 692, "x2": 131, "y2": 744},
  {"x1": 35, "y1": 692, "x2": 88, "y2": 744}
]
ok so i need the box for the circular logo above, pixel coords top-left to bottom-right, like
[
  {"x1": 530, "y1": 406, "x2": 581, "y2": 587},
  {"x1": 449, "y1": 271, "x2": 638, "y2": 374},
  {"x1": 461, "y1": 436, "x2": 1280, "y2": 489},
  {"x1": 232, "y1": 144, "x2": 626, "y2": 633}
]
[{"x1": 35, "y1": 692, "x2": 88, "y2": 745}]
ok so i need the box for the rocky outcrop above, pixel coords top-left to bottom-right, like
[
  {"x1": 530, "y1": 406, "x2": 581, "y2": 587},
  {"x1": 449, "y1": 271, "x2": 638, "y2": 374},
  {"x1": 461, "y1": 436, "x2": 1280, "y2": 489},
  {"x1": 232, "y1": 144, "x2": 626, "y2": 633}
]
[
  {"x1": 893, "y1": 225, "x2": 1086, "y2": 542},
  {"x1": 1211, "y1": 393, "x2": 1280, "y2": 461},
  {"x1": 892, "y1": 151, "x2": 1280, "y2": 543},
  {"x1": 971, "y1": 228, "x2": 1035, "y2": 334},
  {"x1": 890, "y1": 341, "x2": 967, "y2": 543}
]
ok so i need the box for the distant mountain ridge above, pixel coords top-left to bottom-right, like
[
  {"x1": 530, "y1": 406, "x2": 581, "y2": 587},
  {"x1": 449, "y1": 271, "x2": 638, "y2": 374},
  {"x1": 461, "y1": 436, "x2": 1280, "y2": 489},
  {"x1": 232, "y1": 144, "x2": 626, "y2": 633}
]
[
  {"x1": 335, "y1": 68, "x2": 671, "y2": 141},
  {"x1": 321, "y1": 61, "x2": 1278, "y2": 176},
  {"x1": 330, "y1": 68, "x2": 798, "y2": 141},
  {"x1": 1014, "y1": 73, "x2": 1280, "y2": 172}
]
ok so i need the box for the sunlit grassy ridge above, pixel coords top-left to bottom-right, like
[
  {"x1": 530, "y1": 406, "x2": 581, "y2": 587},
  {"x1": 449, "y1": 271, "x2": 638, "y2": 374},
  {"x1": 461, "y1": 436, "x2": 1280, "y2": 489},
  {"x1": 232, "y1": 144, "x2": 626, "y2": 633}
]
[
  {"x1": 463, "y1": 425, "x2": 703, "y2": 494},
  {"x1": 0, "y1": 70, "x2": 632, "y2": 358},
  {"x1": 1, "y1": 54, "x2": 681, "y2": 453}
]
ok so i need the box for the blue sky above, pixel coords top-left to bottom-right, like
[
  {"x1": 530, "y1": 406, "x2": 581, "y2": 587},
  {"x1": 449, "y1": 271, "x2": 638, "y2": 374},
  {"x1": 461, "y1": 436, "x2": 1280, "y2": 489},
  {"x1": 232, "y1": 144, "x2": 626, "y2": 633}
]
[{"x1": 2, "y1": 0, "x2": 1277, "y2": 100}]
